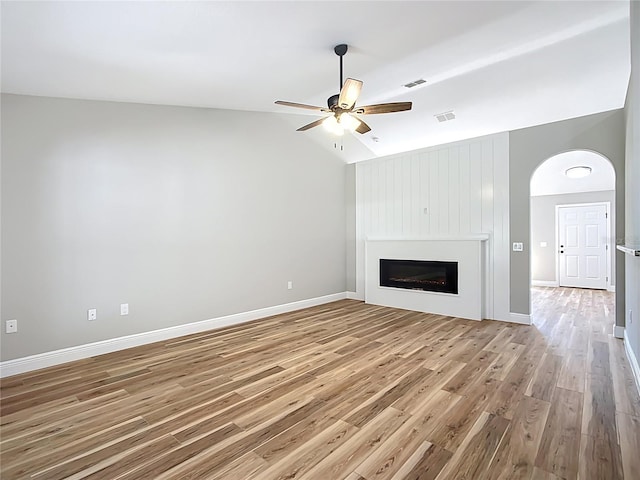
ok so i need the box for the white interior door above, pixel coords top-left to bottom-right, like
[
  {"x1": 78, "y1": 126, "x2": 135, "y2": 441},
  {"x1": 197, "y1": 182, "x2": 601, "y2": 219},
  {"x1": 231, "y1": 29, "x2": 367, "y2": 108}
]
[{"x1": 558, "y1": 204, "x2": 608, "y2": 289}]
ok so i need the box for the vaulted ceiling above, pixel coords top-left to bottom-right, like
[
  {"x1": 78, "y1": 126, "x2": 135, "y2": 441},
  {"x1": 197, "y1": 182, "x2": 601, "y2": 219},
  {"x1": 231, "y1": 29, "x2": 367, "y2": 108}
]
[{"x1": 1, "y1": 1, "x2": 631, "y2": 163}]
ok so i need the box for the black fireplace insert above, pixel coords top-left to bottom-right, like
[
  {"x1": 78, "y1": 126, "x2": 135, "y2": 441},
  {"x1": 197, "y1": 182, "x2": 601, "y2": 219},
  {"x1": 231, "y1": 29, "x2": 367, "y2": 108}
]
[{"x1": 379, "y1": 259, "x2": 458, "y2": 294}]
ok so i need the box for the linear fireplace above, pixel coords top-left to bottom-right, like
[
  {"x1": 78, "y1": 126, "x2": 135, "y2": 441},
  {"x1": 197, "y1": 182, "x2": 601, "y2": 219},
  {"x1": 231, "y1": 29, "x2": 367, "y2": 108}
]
[
  {"x1": 379, "y1": 259, "x2": 458, "y2": 294},
  {"x1": 366, "y1": 238, "x2": 487, "y2": 320}
]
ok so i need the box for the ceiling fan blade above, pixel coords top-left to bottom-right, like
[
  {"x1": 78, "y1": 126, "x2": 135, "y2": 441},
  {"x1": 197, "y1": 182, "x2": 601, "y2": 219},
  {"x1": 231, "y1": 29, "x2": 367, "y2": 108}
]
[
  {"x1": 355, "y1": 118, "x2": 371, "y2": 134},
  {"x1": 355, "y1": 102, "x2": 413, "y2": 115},
  {"x1": 296, "y1": 118, "x2": 326, "y2": 131},
  {"x1": 275, "y1": 100, "x2": 330, "y2": 112},
  {"x1": 338, "y1": 78, "x2": 363, "y2": 110}
]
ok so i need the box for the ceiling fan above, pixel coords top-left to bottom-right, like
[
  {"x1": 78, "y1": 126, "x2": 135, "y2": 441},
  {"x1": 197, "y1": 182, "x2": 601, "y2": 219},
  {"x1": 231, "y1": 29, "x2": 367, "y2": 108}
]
[{"x1": 275, "y1": 44, "x2": 412, "y2": 135}]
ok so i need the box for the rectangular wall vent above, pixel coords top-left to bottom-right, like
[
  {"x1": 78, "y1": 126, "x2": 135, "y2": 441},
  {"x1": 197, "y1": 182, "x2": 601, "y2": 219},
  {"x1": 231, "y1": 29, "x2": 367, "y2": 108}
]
[
  {"x1": 403, "y1": 78, "x2": 426, "y2": 88},
  {"x1": 435, "y1": 111, "x2": 456, "y2": 122}
]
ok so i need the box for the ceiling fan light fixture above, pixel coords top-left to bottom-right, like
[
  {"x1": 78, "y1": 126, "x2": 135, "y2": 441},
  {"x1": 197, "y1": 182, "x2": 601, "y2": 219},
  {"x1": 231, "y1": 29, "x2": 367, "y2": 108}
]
[
  {"x1": 565, "y1": 166, "x2": 592, "y2": 178},
  {"x1": 338, "y1": 113, "x2": 361, "y2": 132},
  {"x1": 322, "y1": 115, "x2": 344, "y2": 135}
]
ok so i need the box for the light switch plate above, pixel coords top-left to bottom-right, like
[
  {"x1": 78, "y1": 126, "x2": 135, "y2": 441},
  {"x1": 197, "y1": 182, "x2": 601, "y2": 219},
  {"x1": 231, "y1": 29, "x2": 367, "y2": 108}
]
[{"x1": 512, "y1": 242, "x2": 524, "y2": 252}]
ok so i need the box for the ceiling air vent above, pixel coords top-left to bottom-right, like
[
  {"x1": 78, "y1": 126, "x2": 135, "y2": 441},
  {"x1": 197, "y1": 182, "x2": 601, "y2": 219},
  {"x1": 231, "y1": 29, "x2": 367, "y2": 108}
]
[
  {"x1": 403, "y1": 78, "x2": 426, "y2": 88},
  {"x1": 435, "y1": 111, "x2": 456, "y2": 122}
]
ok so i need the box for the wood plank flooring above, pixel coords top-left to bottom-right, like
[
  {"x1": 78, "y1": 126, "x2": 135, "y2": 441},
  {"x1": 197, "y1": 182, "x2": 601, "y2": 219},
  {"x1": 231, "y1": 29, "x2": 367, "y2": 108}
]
[{"x1": 1, "y1": 287, "x2": 639, "y2": 479}]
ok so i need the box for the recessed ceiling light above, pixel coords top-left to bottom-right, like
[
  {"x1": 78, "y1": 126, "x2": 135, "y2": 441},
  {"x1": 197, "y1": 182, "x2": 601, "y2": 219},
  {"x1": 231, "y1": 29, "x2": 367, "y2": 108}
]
[{"x1": 565, "y1": 166, "x2": 592, "y2": 178}]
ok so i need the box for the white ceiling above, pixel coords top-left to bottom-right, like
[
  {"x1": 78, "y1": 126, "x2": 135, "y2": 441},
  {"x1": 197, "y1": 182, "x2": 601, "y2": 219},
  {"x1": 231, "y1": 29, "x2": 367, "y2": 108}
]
[
  {"x1": 0, "y1": 1, "x2": 631, "y2": 163},
  {"x1": 530, "y1": 150, "x2": 616, "y2": 197}
]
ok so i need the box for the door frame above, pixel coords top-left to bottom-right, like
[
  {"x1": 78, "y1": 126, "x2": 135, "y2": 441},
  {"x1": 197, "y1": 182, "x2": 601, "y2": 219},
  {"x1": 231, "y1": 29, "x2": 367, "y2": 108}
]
[{"x1": 555, "y1": 201, "x2": 612, "y2": 290}]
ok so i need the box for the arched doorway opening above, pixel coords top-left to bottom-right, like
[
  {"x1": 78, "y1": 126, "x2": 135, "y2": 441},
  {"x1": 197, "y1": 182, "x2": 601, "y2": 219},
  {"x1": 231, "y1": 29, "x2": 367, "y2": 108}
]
[
  {"x1": 529, "y1": 149, "x2": 616, "y2": 329},
  {"x1": 530, "y1": 150, "x2": 615, "y2": 290}
]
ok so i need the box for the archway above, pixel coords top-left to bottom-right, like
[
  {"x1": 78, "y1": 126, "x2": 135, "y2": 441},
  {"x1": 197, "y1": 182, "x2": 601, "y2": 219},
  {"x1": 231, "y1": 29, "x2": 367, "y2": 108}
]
[
  {"x1": 529, "y1": 149, "x2": 616, "y2": 327},
  {"x1": 530, "y1": 150, "x2": 616, "y2": 289}
]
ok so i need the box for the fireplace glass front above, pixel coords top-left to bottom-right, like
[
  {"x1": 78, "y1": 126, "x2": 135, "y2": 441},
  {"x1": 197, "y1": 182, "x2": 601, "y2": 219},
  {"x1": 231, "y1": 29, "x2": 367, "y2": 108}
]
[{"x1": 379, "y1": 259, "x2": 458, "y2": 294}]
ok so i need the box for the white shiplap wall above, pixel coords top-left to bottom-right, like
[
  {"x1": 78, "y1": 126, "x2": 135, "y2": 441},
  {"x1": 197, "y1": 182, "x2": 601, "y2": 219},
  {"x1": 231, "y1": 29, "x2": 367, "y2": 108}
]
[{"x1": 355, "y1": 132, "x2": 515, "y2": 322}]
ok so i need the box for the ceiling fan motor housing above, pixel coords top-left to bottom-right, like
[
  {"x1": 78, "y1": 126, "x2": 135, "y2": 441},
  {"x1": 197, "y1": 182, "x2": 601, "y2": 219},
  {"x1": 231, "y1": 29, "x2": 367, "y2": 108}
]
[{"x1": 327, "y1": 94, "x2": 340, "y2": 109}]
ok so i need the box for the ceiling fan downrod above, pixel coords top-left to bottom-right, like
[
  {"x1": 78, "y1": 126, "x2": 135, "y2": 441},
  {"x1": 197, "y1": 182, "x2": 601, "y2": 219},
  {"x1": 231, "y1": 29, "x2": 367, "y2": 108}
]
[{"x1": 334, "y1": 44, "x2": 348, "y2": 90}]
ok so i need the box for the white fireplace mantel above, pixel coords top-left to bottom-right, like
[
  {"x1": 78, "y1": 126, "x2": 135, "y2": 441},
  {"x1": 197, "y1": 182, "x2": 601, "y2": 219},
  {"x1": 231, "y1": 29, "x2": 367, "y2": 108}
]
[
  {"x1": 365, "y1": 236, "x2": 489, "y2": 320},
  {"x1": 366, "y1": 235, "x2": 490, "y2": 242}
]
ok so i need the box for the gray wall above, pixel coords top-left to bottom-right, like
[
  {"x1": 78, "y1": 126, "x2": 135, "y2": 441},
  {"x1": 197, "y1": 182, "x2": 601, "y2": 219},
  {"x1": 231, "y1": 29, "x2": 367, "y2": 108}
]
[
  {"x1": 623, "y1": 1, "x2": 640, "y2": 371},
  {"x1": 345, "y1": 163, "x2": 356, "y2": 292},
  {"x1": 531, "y1": 190, "x2": 616, "y2": 284},
  {"x1": 509, "y1": 110, "x2": 626, "y2": 327},
  {"x1": 1, "y1": 94, "x2": 347, "y2": 361}
]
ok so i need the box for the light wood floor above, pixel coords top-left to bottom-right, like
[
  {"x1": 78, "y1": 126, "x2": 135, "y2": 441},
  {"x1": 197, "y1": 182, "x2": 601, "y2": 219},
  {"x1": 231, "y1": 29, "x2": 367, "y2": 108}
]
[{"x1": 1, "y1": 287, "x2": 639, "y2": 479}]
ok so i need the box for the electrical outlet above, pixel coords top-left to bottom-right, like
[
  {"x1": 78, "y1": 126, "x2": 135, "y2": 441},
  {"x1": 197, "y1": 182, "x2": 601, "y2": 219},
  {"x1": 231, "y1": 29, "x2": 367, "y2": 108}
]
[
  {"x1": 512, "y1": 242, "x2": 524, "y2": 252},
  {"x1": 88, "y1": 309, "x2": 97, "y2": 321},
  {"x1": 5, "y1": 319, "x2": 18, "y2": 334},
  {"x1": 120, "y1": 303, "x2": 129, "y2": 316},
  {"x1": 287, "y1": 281, "x2": 293, "y2": 290}
]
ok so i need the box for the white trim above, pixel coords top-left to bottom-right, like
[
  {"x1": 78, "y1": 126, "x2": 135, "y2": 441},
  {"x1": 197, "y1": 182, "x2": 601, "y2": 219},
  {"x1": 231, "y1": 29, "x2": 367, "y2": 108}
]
[
  {"x1": 614, "y1": 325, "x2": 625, "y2": 339},
  {"x1": 0, "y1": 292, "x2": 347, "y2": 378},
  {"x1": 531, "y1": 279, "x2": 614, "y2": 292},
  {"x1": 346, "y1": 291, "x2": 363, "y2": 300},
  {"x1": 366, "y1": 234, "x2": 490, "y2": 242},
  {"x1": 507, "y1": 313, "x2": 533, "y2": 325},
  {"x1": 616, "y1": 245, "x2": 640, "y2": 256},
  {"x1": 624, "y1": 329, "x2": 640, "y2": 397},
  {"x1": 532, "y1": 280, "x2": 559, "y2": 287}
]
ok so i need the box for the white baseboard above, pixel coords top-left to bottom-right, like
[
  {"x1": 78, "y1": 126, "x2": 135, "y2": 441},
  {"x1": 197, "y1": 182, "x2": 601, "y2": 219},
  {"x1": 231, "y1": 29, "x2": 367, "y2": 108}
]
[
  {"x1": 507, "y1": 312, "x2": 533, "y2": 325},
  {"x1": 531, "y1": 280, "x2": 559, "y2": 288},
  {"x1": 624, "y1": 330, "x2": 640, "y2": 397},
  {"x1": 346, "y1": 291, "x2": 363, "y2": 300},
  {"x1": 485, "y1": 313, "x2": 532, "y2": 325},
  {"x1": 531, "y1": 280, "x2": 614, "y2": 293},
  {"x1": 0, "y1": 292, "x2": 347, "y2": 378},
  {"x1": 614, "y1": 325, "x2": 625, "y2": 339}
]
